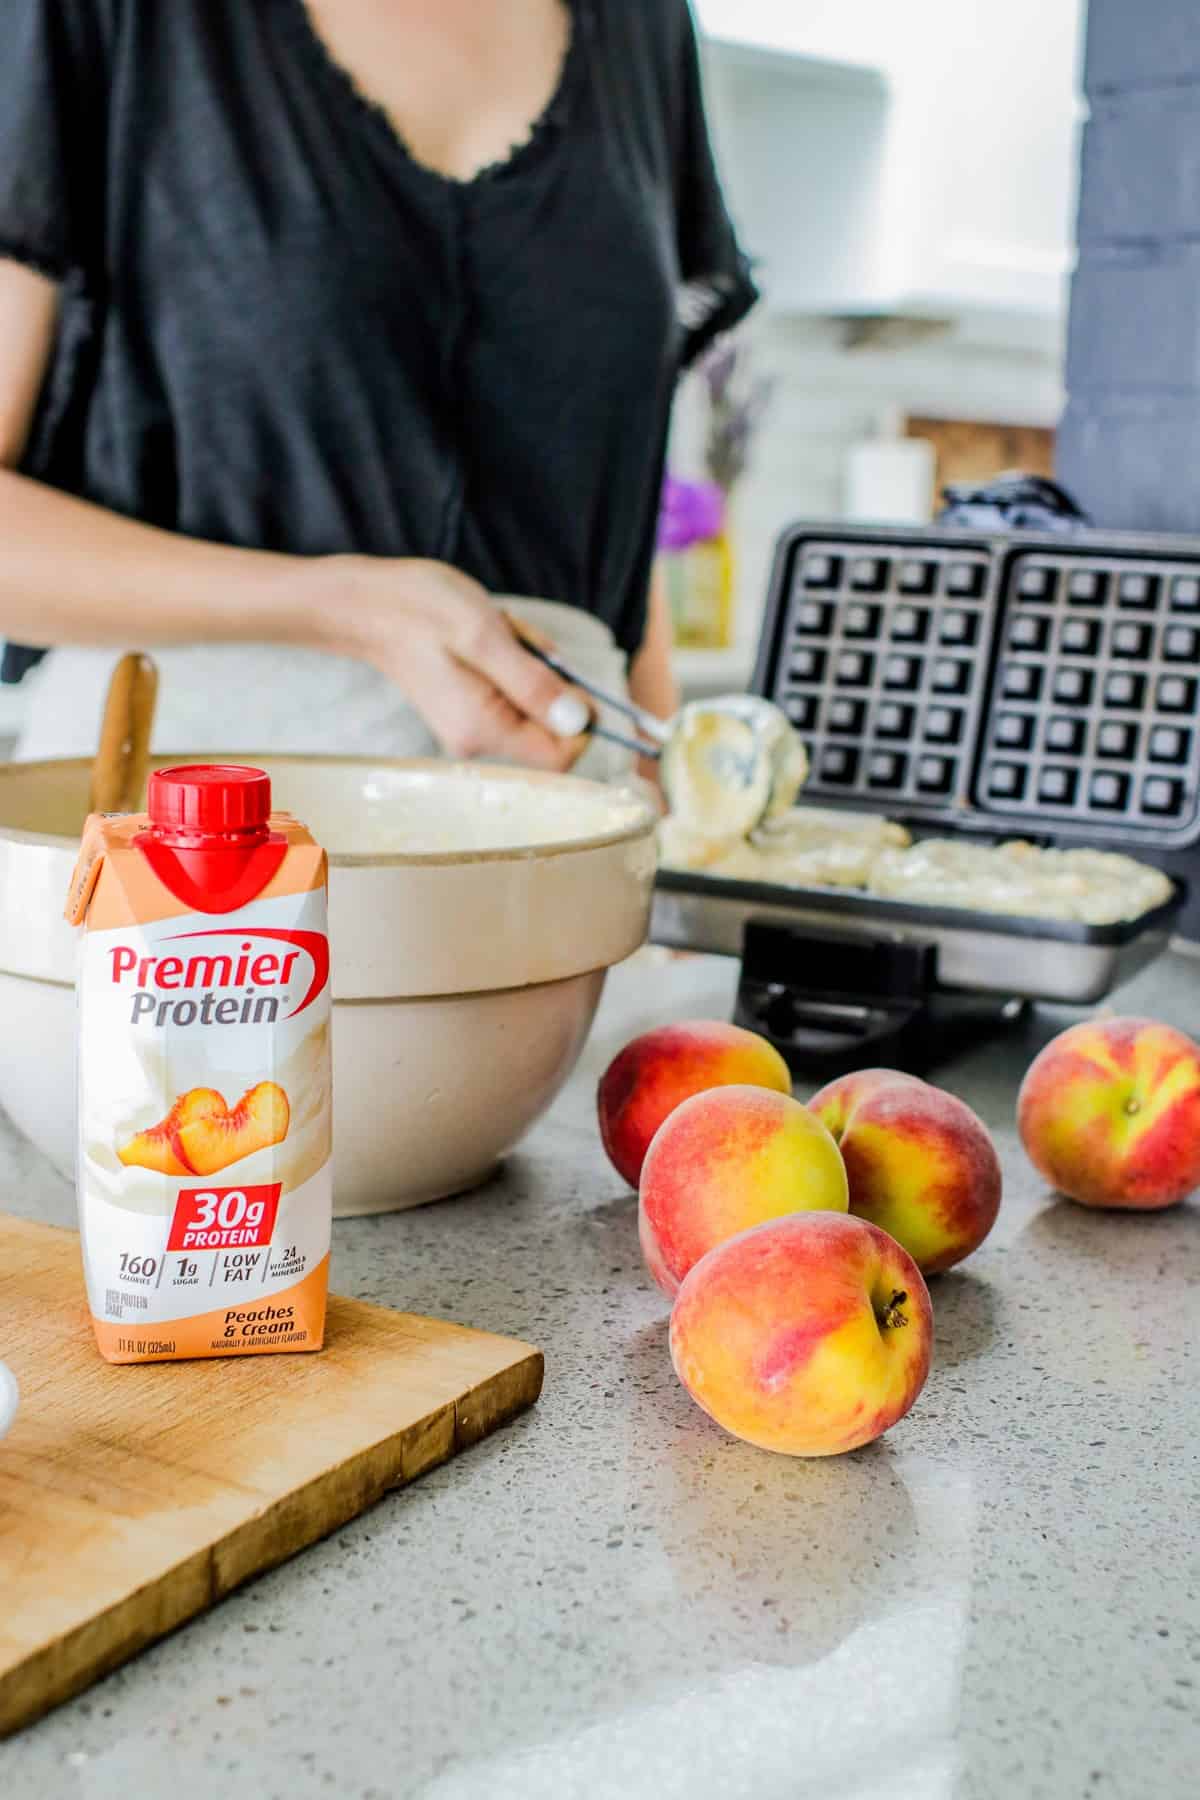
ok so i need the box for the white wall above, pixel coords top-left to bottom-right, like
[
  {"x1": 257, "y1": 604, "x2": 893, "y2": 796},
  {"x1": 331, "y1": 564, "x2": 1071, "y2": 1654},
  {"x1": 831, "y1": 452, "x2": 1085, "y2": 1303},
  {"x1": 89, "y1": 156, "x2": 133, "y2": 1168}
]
[
  {"x1": 683, "y1": 0, "x2": 1083, "y2": 656},
  {"x1": 698, "y1": 0, "x2": 1086, "y2": 316},
  {"x1": 878, "y1": 0, "x2": 1085, "y2": 312},
  {"x1": 695, "y1": 0, "x2": 912, "y2": 63}
]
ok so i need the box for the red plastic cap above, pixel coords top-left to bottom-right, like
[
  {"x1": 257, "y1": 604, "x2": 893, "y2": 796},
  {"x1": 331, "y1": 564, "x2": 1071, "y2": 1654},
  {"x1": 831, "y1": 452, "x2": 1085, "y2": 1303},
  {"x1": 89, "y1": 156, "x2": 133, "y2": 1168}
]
[{"x1": 148, "y1": 765, "x2": 272, "y2": 837}]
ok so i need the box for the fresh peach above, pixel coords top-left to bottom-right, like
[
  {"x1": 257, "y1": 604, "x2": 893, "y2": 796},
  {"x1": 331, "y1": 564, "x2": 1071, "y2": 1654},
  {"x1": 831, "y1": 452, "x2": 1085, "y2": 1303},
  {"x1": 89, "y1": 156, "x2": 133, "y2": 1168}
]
[
  {"x1": 177, "y1": 1081, "x2": 290, "y2": 1176},
  {"x1": 1017, "y1": 1017, "x2": 1200, "y2": 1210},
  {"x1": 809, "y1": 1069, "x2": 1001, "y2": 1274},
  {"x1": 598, "y1": 1021, "x2": 791, "y2": 1188},
  {"x1": 670, "y1": 1211, "x2": 932, "y2": 1456},
  {"x1": 118, "y1": 1088, "x2": 226, "y2": 1175},
  {"x1": 639, "y1": 1084, "x2": 848, "y2": 1295}
]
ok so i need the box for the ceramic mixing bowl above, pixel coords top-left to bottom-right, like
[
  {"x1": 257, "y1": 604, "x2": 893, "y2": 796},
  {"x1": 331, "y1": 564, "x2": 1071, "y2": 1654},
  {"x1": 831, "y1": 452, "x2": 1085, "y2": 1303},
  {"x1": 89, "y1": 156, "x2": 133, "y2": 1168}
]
[{"x1": 0, "y1": 757, "x2": 657, "y2": 1214}]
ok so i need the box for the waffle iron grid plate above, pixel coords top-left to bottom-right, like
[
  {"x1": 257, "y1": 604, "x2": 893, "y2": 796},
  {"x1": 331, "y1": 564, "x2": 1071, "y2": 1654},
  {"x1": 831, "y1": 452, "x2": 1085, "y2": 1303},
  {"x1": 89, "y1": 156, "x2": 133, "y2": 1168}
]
[{"x1": 651, "y1": 523, "x2": 1197, "y2": 1001}]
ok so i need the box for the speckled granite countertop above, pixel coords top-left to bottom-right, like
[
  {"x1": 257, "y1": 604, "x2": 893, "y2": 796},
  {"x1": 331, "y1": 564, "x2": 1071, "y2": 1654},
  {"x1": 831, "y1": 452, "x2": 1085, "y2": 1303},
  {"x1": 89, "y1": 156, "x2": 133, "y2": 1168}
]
[{"x1": 5, "y1": 948, "x2": 1199, "y2": 1800}]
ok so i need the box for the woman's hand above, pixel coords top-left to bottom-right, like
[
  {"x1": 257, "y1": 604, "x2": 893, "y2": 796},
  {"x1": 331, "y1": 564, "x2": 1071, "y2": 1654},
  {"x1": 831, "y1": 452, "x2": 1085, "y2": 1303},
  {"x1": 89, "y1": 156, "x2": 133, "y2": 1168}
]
[{"x1": 316, "y1": 556, "x2": 591, "y2": 770}]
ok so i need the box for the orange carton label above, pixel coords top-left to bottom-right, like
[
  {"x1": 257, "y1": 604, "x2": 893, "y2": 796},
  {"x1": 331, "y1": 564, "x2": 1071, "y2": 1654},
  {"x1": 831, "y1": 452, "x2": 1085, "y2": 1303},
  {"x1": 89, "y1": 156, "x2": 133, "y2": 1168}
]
[{"x1": 68, "y1": 806, "x2": 332, "y2": 1364}]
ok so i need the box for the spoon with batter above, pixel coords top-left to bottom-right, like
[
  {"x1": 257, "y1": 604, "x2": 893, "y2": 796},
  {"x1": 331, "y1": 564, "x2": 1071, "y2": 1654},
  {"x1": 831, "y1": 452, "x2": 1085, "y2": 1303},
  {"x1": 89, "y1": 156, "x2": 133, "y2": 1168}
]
[
  {"x1": 516, "y1": 630, "x2": 808, "y2": 837},
  {"x1": 657, "y1": 694, "x2": 809, "y2": 839}
]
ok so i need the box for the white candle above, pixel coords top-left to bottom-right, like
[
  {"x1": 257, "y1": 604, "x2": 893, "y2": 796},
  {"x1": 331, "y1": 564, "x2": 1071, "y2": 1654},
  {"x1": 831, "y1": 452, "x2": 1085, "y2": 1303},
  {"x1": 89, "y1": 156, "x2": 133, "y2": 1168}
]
[{"x1": 843, "y1": 437, "x2": 936, "y2": 525}]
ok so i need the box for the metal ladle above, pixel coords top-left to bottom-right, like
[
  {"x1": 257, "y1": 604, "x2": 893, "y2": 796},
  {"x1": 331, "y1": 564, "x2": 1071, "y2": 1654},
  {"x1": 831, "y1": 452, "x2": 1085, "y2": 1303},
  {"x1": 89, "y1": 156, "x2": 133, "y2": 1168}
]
[{"x1": 520, "y1": 640, "x2": 807, "y2": 837}]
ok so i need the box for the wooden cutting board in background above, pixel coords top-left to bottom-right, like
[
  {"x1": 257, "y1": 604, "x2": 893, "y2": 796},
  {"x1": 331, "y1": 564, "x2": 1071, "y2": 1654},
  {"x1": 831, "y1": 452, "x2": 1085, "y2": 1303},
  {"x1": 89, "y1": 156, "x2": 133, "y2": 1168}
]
[
  {"x1": 0, "y1": 1214, "x2": 543, "y2": 1739},
  {"x1": 906, "y1": 415, "x2": 1056, "y2": 502}
]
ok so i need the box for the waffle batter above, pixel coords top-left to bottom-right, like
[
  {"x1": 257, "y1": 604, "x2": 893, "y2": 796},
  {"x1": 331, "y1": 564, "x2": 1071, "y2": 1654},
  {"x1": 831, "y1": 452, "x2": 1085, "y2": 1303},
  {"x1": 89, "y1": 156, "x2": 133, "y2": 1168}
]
[
  {"x1": 657, "y1": 691, "x2": 1173, "y2": 926},
  {"x1": 659, "y1": 808, "x2": 911, "y2": 889},
  {"x1": 659, "y1": 808, "x2": 1173, "y2": 926},
  {"x1": 660, "y1": 700, "x2": 810, "y2": 841},
  {"x1": 867, "y1": 839, "x2": 1174, "y2": 925}
]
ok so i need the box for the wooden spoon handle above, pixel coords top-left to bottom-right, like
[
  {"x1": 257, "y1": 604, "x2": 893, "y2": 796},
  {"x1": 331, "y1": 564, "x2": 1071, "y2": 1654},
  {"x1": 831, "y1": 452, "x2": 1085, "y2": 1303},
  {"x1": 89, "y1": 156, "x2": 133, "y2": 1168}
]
[{"x1": 89, "y1": 653, "x2": 159, "y2": 815}]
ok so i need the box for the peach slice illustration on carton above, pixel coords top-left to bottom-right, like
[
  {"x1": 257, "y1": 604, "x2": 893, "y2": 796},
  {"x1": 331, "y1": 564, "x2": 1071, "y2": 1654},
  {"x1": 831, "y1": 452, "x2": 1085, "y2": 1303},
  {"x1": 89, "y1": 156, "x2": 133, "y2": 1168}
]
[
  {"x1": 179, "y1": 1081, "x2": 291, "y2": 1176},
  {"x1": 117, "y1": 1087, "x2": 226, "y2": 1176},
  {"x1": 119, "y1": 1081, "x2": 290, "y2": 1178}
]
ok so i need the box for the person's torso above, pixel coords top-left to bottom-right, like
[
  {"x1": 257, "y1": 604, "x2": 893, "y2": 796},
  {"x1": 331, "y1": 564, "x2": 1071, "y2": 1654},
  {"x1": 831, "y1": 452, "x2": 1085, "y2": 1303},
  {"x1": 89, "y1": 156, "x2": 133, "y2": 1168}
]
[{"x1": 25, "y1": 0, "x2": 688, "y2": 649}]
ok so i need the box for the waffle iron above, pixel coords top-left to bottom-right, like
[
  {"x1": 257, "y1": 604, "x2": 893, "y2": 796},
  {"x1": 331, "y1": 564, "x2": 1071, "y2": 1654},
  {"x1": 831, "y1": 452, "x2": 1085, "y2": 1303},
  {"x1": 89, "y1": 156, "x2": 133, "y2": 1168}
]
[{"x1": 650, "y1": 523, "x2": 1196, "y2": 1074}]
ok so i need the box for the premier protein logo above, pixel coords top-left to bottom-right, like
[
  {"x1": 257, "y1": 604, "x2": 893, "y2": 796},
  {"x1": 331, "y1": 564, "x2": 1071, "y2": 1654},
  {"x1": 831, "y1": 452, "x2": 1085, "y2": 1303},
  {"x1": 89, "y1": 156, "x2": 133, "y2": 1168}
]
[{"x1": 108, "y1": 928, "x2": 329, "y2": 1029}]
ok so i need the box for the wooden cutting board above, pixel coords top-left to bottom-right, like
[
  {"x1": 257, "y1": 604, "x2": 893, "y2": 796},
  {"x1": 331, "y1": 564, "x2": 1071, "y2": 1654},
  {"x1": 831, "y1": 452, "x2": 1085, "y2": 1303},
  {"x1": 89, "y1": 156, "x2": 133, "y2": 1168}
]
[{"x1": 0, "y1": 1214, "x2": 543, "y2": 1739}]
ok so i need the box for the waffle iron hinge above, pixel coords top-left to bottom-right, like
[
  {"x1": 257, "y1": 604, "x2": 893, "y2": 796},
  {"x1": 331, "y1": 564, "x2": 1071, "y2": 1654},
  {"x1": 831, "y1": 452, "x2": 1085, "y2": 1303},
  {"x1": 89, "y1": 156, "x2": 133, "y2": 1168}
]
[{"x1": 732, "y1": 920, "x2": 1027, "y2": 1078}]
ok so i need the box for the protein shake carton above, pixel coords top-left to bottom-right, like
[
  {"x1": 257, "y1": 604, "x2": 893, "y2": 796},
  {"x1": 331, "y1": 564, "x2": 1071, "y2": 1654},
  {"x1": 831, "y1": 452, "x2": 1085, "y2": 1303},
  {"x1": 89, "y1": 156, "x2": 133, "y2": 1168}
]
[{"x1": 65, "y1": 765, "x2": 332, "y2": 1363}]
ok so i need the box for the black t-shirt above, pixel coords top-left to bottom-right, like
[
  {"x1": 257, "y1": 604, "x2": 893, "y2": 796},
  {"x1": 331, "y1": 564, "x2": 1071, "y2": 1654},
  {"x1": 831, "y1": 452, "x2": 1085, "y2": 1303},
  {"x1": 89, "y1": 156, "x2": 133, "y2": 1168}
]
[{"x1": 0, "y1": 0, "x2": 756, "y2": 679}]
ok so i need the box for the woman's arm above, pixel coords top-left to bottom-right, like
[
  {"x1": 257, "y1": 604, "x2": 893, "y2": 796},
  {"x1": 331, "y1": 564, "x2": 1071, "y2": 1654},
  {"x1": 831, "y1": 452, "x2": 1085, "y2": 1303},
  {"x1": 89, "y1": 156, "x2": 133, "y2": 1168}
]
[
  {"x1": 627, "y1": 566, "x2": 679, "y2": 792},
  {"x1": 629, "y1": 565, "x2": 680, "y2": 722},
  {"x1": 0, "y1": 261, "x2": 58, "y2": 465},
  {"x1": 0, "y1": 260, "x2": 587, "y2": 769}
]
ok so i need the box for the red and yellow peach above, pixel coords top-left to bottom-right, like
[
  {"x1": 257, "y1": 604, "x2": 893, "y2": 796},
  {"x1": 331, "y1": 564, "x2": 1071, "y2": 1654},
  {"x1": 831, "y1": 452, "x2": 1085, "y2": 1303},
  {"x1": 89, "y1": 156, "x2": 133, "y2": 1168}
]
[
  {"x1": 598, "y1": 1021, "x2": 791, "y2": 1189},
  {"x1": 1017, "y1": 1016, "x2": 1200, "y2": 1210},
  {"x1": 809, "y1": 1069, "x2": 1001, "y2": 1274},
  {"x1": 670, "y1": 1211, "x2": 932, "y2": 1456},
  {"x1": 639, "y1": 1084, "x2": 848, "y2": 1295}
]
